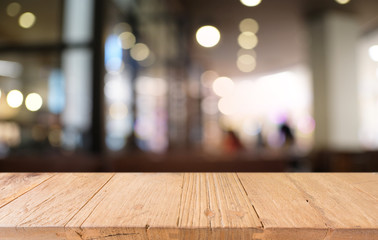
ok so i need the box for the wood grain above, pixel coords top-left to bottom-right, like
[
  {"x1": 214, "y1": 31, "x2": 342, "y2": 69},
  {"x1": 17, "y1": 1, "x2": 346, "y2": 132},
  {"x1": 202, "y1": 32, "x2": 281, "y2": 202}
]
[
  {"x1": 0, "y1": 173, "x2": 376, "y2": 240},
  {"x1": 333, "y1": 173, "x2": 378, "y2": 200},
  {"x1": 178, "y1": 173, "x2": 262, "y2": 239},
  {"x1": 0, "y1": 173, "x2": 54, "y2": 208},
  {"x1": 0, "y1": 173, "x2": 114, "y2": 240},
  {"x1": 66, "y1": 173, "x2": 183, "y2": 240},
  {"x1": 237, "y1": 173, "x2": 328, "y2": 240},
  {"x1": 287, "y1": 173, "x2": 378, "y2": 240}
]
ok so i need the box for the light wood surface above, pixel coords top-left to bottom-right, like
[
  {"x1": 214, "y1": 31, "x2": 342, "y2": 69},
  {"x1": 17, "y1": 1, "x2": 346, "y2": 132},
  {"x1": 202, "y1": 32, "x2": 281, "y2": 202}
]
[{"x1": 0, "y1": 173, "x2": 376, "y2": 240}]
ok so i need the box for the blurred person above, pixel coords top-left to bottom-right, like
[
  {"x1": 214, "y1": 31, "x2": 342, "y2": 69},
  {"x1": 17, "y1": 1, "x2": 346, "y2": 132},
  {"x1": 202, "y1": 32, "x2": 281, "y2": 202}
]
[
  {"x1": 278, "y1": 121, "x2": 303, "y2": 171},
  {"x1": 279, "y1": 121, "x2": 295, "y2": 148},
  {"x1": 256, "y1": 129, "x2": 266, "y2": 150},
  {"x1": 223, "y1": 130, "x2": 244, "y2": 153}
]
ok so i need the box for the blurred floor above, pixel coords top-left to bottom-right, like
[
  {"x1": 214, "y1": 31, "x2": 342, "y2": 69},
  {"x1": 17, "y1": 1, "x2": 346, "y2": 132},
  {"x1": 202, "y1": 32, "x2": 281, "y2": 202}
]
[{"x1": 0, "y1": 150, "x2": 376, "y2": 172}]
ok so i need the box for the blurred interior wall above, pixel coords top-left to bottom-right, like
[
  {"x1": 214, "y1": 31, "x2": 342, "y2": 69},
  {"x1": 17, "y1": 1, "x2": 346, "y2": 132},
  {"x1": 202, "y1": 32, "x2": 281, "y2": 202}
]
[{"x1": 310, "y1": 11, "x2": 360, "y2": 151}]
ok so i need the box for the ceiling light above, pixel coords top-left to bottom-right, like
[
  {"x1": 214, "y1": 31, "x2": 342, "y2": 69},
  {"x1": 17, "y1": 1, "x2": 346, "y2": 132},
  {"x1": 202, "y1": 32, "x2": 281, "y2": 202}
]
[
  {"x1": 7, "y1": 90, "x2": 23, "y2": 108},
  {"x1": 240, "y1": 0, "x2": 262, "y2": 7},
  {"x1": 25, "y1": 93, "x2": 43, "y2": 111},
  {"x1": 196, "y1": 25, "x2": 221, "y2": 48},
  {"x1": 19, "y1": 12, "x2": 36, "y2": 29},
  {"x1": 238, "y1": 32, "x2": 258, "y2": 49},
  {"x1": 237, "y1": 54, "x2": 256, "y2": 72},
  {"x1": 212, "y1": 77, "x2": 234, "y2": 97},
  {"x1": 335, "y1": 0, "x2": 350, "y2": 4},
  {"x1": 239, "y1": 18, "x2": 259, "y2": 33}
]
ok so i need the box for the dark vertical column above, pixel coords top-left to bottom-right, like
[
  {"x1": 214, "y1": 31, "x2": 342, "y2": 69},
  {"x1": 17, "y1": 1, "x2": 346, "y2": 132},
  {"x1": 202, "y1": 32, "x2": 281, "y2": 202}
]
[{"x1": 90, "y1": 0, "x2": 106, "y2": 154}]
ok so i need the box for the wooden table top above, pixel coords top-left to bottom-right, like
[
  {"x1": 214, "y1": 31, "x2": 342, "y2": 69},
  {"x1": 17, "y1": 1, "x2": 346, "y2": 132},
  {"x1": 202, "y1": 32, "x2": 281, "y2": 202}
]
[{"x1": 0, "y1": 173, "x2": 376, "y2": 240}]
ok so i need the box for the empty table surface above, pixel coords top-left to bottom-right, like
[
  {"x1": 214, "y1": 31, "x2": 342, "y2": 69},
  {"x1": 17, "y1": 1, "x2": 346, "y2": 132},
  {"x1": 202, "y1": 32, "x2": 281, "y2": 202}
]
[{"x1": 0, "y1": 173, "x2": 377, "y2": 240}]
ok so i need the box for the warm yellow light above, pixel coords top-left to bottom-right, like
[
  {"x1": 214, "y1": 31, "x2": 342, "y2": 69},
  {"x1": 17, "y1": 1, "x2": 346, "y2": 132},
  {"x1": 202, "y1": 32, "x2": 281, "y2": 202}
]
[
  {"x1": 238, "y1": 32, "x2": 258, "y2": 49},
  {"x1": 19, "y1": 12, "x2": 36, "y2": 28},
  {"x1": 196, "y1": 25, "x2": 221, "y2": 48},
  {"x1": 109, "y1": 102, "x2": 128, "y2": 120},
  {"x1": 369, "y1": 45, "x2": 378, "y2": 62},
  {"x1": 130, "y1": 43, "x2": 150, "y2": 61},
  {"x1": 240, "y1": 0, "x2": 262, "y2": 7},
  {"x1": 25, "y1": 93, "x2": 43, "y2": 111},
  {"x1": 118, "y1": 32, "x2": 136, "y2": 49},
  {"x1": 6, "y1": 2, "x2": 21, "y2": 17},
  {"x1": 212, "y1": 77, "x2": 234, "y2": 97},
  {"x1": 335, "y1": 0, "x2": 350, "y2": 4},
  {"x1": 7, "y1": 90, "x2": 23, "y2": 108},
  {"x1": 239, "y1": 18, "x2": 259, "y2": 33},
  {"x1": 237, "y1": 54, "x2": 256, "y2": 72}
]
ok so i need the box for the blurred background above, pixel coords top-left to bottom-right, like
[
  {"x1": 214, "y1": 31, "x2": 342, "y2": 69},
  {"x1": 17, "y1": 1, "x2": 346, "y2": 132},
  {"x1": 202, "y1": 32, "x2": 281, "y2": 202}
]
[{"x1": 0, "y1": 0, "x2": 378, "y2": 172}]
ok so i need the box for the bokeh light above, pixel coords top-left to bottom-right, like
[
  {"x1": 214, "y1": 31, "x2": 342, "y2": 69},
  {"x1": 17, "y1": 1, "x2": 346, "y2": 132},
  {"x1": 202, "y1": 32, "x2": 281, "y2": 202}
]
[
  {"x1": 218, "y1": 97, "x2": 236, "y2": 115},
  {"x1": 6, "y1": 2, "x2": 21, "y2": 17},
  {"x1": 212, "y1": 77, "x2": 234, "y2": 97},
  {"x1": 335, "y1": 0, "x2": 350, "y2": 4},
  {"x1": 113, "y1": 22, "x2": 132, "y2": 35},
  {"x1": 105, "y1": 35, "x2": 123, "y2": 72},
  {"x1": 239, "y1": 18, "x2": 259, "y2": 33},
  {"x1": 196, "y1": 25, "x2": 221, "y2": 48},
  {"x1": 104, "y1": 73, "x2": 130, "y2": 101},
  {"x1": 238, "y1": 32, "x2": 258, "y2": 49},
  {"x1": 19, "y1": 12, "x2": 36, "y2": 29},
  {"x1": 237, "y1": 54, "x2": 256, "y2": 72},
  {"x1": 109, "y1": 102, "x2": 128, "y2": 120},
  {"x1": 201, "y1": 70, "x2": 218, "y2": 88},
  {"x1": 130, "y1": 43, "x2": 150, "y2": 61},
  {"x1": 136, "y1": 76, "x2": 167, "y2": 96},
  {"x1": 118, "y1": 32, "x2": 136, "y2": 49},
  {"x1": 7, "y1": 90, "x2": 23, "y2": 108},
  {"x1": 240, "y1": 0, "x2": 262, "y2": 7},
  {"x1": 25, "y1": 93, "x2": 43, "y2": 111},
  {"x1": 237, "y1": 48, "x2": 256, "y2": 58},
  {"x1": 369, "y1": 45, "x2": 378, "y2": 62}
]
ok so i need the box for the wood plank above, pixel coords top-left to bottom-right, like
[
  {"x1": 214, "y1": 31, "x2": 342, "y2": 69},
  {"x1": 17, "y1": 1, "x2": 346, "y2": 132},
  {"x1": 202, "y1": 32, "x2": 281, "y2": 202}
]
[
  {"x1": 0, "y1": 173, "x2": 114, "y2": 240},
  {"x1": 286, "y1": 173, "x2": 378, "y2": 240},
  {"x1": 333, "y1": 173, "x2": 378, "y2": 200},
  {"x1": 0, "y1": 173, "x2": 376, "y2": 240},
  {"x1": 237, "y1": 173, "x2": 328, "y2": 240},
  {"x1": 0, "y1": 173, "x2": 54, "y2": 208},
  {"x1": 178, "y1": 173, "x2": 262, "y2": 239},
  {"x1": 66, "y1": 173, "x2": 183, "y2": 240}
]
